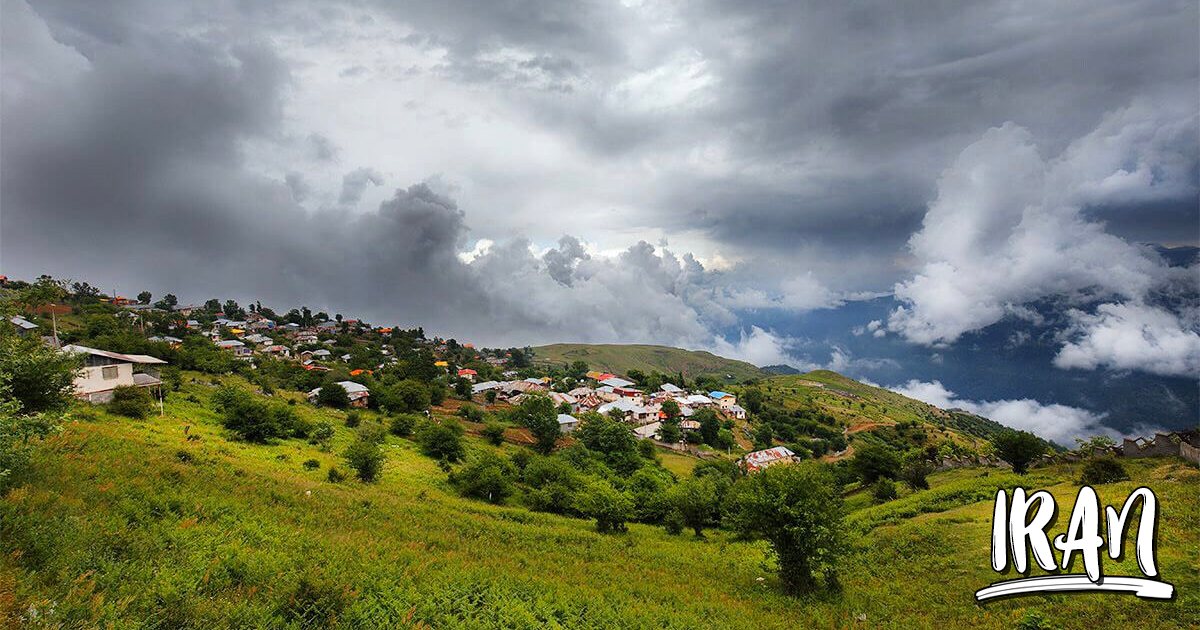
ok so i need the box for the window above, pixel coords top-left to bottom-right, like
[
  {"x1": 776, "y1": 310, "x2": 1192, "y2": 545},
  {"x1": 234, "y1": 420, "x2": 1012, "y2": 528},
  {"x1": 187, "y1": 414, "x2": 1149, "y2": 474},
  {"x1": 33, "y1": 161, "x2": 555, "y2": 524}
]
[{"x1": 101, "y1": 366, "x2": 119, "y2": 380}]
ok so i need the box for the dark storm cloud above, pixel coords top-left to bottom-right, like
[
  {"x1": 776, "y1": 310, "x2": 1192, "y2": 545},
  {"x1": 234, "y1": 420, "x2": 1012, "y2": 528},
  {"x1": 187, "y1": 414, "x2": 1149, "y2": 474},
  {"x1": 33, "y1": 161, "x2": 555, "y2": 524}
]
[{"x1": 1, "y1": 0, "x2": 1196, "y2": 372}]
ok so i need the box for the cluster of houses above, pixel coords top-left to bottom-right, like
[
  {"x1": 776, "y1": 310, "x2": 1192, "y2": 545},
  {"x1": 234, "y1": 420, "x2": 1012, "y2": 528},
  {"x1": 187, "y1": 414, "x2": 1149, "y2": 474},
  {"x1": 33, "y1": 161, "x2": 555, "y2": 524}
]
[{"x1": 469, "y1": 370, "x2": 746, "y2": 443}]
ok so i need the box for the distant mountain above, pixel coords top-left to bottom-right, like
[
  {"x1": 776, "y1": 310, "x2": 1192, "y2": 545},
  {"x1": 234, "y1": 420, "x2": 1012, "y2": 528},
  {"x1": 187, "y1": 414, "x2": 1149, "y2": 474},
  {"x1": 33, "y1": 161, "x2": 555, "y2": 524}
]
[
  {"x1": 761, "y1": 364, "x2": 801, "y2": 375},
  {"x1": 530, "y1": 343, "x2": 767, "y2": 384}
]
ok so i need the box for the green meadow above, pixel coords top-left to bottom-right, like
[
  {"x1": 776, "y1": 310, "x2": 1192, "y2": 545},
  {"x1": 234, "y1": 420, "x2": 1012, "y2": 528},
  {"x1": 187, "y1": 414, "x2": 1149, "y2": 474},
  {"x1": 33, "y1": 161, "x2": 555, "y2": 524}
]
[{"x1": 2, "y1": 373, "x2": 1196, "y2": 628}]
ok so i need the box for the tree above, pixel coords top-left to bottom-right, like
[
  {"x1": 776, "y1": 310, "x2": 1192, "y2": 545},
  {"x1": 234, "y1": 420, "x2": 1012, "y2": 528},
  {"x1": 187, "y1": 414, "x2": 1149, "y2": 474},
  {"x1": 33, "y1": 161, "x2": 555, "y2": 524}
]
[
  {"x1": 666, "y1": 476, "x2": 720, "y2": 537},
  {"x1": 1079, "y1": 457, "x2": 1129, "y2": 485},
  {"x1": 575, "y1": 479, "x2": 633, "y2": 533},
  {"x1": 742, "y1": 388, "x2": 765, "y2": 414},
  {"x1": 392, "y1": 379, "x2": 430, "y2": 413},
  {"x1": 108, "y1": 385, "x2": 154, "y2": 419},
  {"x1": 137, "y1": 291, "x2": 152, "y2": 304},
  {"x1": 155, "y1": 294, "x2": 178, "y2": 310},
  {"x1": 417, "y1": 420, "x2": 465, "y2": 462},
  {"x1": 695, "y1": 407, "x2": 720, "y2": 446},
  {"x1": 659, "y1": 418, "x2": 681, "y2": 443},
  {"x1": 660, "y1": 399, "x2": 680, "y2": 421},
  {"x1": 0, "y1": 302, "x2": 81, "y2": 486},
  {"x1": 482, "y1": 422, "x2": 506, "y2": 446},
  {"x1": 993, "y1": 430, "x2": 1046, "y2": 474},
  {"x1": 449, "y1": 452, "x2": 516, "y2": 503},
  {"x1": 204, "y1": 298, "x2": 221, "y2": 313},
  {"x1": 726, "y1": 462, "x2": 845, "y2": 594},
  {"x1": 898, "y1": 453, "x2": 933, "y2": 490},
  {"x1": 871, "y1": 478, "x2": 897, "y2": 503},
  {"x1": 513, "y1": 394, "x2": 559, "y2": 454},
  {"x1": 568, "y1": 360, "x2": 589, "y2": 379},
  {"x1": 850, "y1": 442, "x2": 900, "y2": 483},
  {"x1": 211, "y1": 386, "x2": 293, "y2": 443},
  {"x1": 344, "y1": 437, "x2": 385, "y2": 482},
  {"x1": 315, "y1": 383, "x2": 350, "y2": 409}
]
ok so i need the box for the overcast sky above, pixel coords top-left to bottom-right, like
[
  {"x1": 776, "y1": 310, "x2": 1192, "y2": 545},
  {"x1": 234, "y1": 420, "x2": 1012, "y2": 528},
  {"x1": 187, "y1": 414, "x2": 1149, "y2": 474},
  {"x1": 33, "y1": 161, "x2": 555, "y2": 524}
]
[{"x1": 3, "y1": 0, "x2": 1197, "y2": 382}]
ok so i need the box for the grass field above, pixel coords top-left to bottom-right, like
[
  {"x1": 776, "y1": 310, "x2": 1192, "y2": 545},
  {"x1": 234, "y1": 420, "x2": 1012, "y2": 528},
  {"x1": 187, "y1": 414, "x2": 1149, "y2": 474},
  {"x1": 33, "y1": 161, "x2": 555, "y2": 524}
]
[
  {"x1": 530, "y1": 343, "x2": 766, "y2": 384},
  {"x1": 1, "y1": 372, "x2": 1196, "y2": 628}
]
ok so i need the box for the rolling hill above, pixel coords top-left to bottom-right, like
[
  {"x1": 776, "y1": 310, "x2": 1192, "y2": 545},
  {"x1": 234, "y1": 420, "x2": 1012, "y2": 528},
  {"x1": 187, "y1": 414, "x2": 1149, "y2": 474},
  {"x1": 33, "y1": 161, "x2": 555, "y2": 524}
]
[
  {"x1": 530, "y1": 343, "x2": 767, "y2": 384},
  {"x1": 1, "y1": 370, "x2": 1196, "y2": 628}
]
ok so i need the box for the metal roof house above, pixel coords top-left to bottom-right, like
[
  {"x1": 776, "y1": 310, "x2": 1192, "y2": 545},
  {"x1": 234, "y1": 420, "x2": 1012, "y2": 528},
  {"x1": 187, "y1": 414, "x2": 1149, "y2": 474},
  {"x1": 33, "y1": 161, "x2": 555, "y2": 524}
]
[{"x1": 60, "y1": 344, "x2": 166, "y2": 404}]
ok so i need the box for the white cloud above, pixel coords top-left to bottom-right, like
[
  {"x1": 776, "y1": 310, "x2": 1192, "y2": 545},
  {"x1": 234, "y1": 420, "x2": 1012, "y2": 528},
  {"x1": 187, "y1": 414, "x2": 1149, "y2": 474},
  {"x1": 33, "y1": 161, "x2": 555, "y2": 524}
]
[
  {"x1": 889, "y1": 379, "x2": 1116, "y2": 445},
  {"x1": 707, "y1": 326, "x2": 795, "y2": 367},
  {"x1": 888, "y1": 101, "x2": 1198, "y2": 375},
  {"x1": 1054, "y1": 302, "x2": 1200, "y2": 377}
]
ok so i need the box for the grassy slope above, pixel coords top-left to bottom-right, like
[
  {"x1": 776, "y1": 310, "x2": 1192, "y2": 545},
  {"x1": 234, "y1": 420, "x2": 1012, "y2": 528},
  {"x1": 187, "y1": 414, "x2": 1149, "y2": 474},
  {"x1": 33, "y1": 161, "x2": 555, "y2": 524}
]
[
  {"x1": 756, "y1": 370, "x2": 1001, "y2": 451},
  {"x1": 2, "y1": 374, "x2": 1197, "y2": 628},
  {"x1": 530, "y1": 343, "x2": 766, "y2": 384}
]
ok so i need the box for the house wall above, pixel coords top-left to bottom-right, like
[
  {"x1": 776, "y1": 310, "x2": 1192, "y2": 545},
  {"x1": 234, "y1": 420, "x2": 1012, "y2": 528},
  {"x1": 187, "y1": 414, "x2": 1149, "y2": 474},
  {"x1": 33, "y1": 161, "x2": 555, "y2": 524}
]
[{"x1": 74, "y1": 362, "x2": 136, "y2": 402}]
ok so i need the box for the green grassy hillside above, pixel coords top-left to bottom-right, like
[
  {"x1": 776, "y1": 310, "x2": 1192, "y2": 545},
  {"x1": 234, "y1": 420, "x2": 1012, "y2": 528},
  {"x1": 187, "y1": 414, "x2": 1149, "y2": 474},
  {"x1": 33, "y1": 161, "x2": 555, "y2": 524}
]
[
  {"x1": 2, "y1": 372, "x2": 1197, "y2": 628},
  {"x1": 530, "y1": 343, "x2": 766, "y2": 384}
]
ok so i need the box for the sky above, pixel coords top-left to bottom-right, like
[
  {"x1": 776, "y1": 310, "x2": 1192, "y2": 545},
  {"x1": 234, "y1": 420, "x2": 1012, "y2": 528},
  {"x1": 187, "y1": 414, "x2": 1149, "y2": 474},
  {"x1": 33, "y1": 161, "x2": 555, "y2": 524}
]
[{"x1": 2, "y1": 0, "x2": 1198, "y2": 442}]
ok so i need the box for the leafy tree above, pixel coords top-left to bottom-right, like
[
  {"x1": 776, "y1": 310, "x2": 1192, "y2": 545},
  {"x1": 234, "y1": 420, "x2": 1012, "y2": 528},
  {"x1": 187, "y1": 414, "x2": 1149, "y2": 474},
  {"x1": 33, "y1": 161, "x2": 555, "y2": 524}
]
[
  {"x1": 108, "y1": 385, "x2": 154, "y2": 419},
  {"x1": 726, "y1": 462, "x2": 845, "y2": 594},
  {"x1": 1, "y1": 333, "x2": 81, "y2": 415},
  {"x1": 752, "y1": 423, "x2": 775, "y2": 450},
  {"x1": 626, "y1": 369, "x2": 646, "y2": 384},
  {"x1": 316, "y1": 383, "x2": 350, "y2": 409},
  {"x1": 344, "y1": 437, "x2": 385, "y2": 482},
  {"x1": 391, "y1": 379, "x2": 430, "y2": 413},
  {"x1": 575, "y1": 479, "x2": 633, "y2": 533},
  {"x1": 417, "y1": 420, "x2": 465, "y2": 462},
  {"x1": 666, "y1": 476, "x2": 720, "y2": 537},
  {"x1": 482, "y1": 422, "x2": 506, "y2": 446},
  {"x1": 513, "y1": 394, "x2": 559, "y2": 454},
  {"x1": 449, "y1": 452, "x2": 516, "y2": 503},
  {"x1": 155, "y1": 294, "x2": 178, "y2": 310},
  {"x1": 993, "y1": 430, "x2": 1046, "y2": 474},
  {"x1": 388, "y1": 413, "x2": 419, "y2": 437},
  {"x1": 659, "y1": 418, "x2": 681, "y2": 443},
  {"x1": 522, "y1": 455, "x2": 584, "y2": 515},
  {"x1": 1079, "y1": 457, "x2": 1129, "y2": 485},
  {"x1": 742, "y1": 387, "x2": 765, "y2": 414},
  {"x1": 0, "y1": 302, "x2": 80, "y2": 486},
  {"x1": 574, "y1": 413, "x2": 641, "y2": 474},
  {"x1": 568, "y1": 360, "x2": 589, "y2": 379},
  {"x1": 660, "y1": 399, "x2": 680, "y2": 420},
  {"x1": 695, "y1": 407, "x2": 721, "y2": 446},
  {"x1": 627, "y1": 467, "x2": 672, "y2": 523},
  {"x1": 898, "y1": 453, "x2": 933, "y2": 490},
  {"x1": 850, "y1": 442, "x2": 901, "y2": 483},
  {"x1": 871, "y1": 478, "x2": 898, "y2": 503},
  {"x1": 137, "y1": 291, "x2": 152, "y2": 304},
  {"x1": 211, "y1": 386, "x2": 292, "y2": 443}
]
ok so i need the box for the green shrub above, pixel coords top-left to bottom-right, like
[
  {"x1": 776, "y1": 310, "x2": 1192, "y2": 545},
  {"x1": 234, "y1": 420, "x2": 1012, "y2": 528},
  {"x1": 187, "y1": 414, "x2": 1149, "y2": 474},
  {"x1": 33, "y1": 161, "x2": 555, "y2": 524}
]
[
  {"x1": 302, "y1": 458, "x2": 321, "y2": 471},
  {"x1": 416, "y1": 420, "x2": 465, "y2": 463},
  {"x1": 108, "y1": 385, "x2": 154, "y2": 419},
  {"x1": 344, "y1": 410, "x2": 361, "y2": 428},
  {"x1": 449, "y1": 452, "x2": 516, "y2": 503},
  {"x1": 574, "y1": 479, "x2": 633, "y2": 533},
  {"x1": 1079, "y1": 457, "x2": 1129, "y2": 485},
  {"x1": 344, "y1": 438, "x2": 385, "y2": 482},
  {"x1": 280, "y1": 573, "x2": 351, "y2": 627},
  {"x1": 326, "y1": 467, "x2": 346, "y2": 483},
  {"x1": 872, "y1": 478, "x2": 898, "y2": 503},
  {"x1": 309, "y1": 421, "x2": 334, "y2": 445},
  {"x1": 316, "y1": 383, "x2": 349, "y2": 409},
  {"x1": 458, "y1": 404, "x2": 484, "y2": 423},
  {"x1": 356, "y1": 423, "x2": 387, "y2": 445},
  {"x1": 388, "y1": 413, "x2": 418, "y2": 437},
  {"x1": 481, "y1": 422, "x2": 506, "y2": 446}
]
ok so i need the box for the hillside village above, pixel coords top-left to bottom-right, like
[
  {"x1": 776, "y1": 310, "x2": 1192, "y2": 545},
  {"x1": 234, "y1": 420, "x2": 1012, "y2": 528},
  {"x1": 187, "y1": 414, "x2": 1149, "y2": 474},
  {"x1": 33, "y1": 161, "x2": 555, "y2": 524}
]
[{"x1": 2, "y1": 275, "x2": 1198, "y2": 628}]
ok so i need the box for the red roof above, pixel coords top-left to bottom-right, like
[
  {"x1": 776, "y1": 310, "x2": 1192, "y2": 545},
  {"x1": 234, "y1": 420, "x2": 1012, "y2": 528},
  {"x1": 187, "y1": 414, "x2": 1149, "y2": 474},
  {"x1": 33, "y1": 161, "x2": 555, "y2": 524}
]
[
  {"x1": 457, "y1": 368, "x2": 477, "y2": 376},
  {"x1": 596, "y1": 373, "x2": 616, "y2": 381}
]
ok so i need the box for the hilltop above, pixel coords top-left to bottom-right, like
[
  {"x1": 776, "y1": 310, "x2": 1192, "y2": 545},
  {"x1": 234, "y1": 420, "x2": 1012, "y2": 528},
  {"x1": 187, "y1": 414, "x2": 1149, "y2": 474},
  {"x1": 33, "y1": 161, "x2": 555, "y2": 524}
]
[
  {"x1": 1, "y1": 371, "x2": 1196, "y2": 628},
  {"x1": 530, "y1": 343, "x2": 766, "y2": 384}
]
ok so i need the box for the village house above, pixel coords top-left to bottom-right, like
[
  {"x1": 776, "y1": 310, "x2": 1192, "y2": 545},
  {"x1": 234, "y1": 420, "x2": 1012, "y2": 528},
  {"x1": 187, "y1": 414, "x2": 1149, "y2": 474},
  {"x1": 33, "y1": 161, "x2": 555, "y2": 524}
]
[
  {"x1": 727, "y1": 404, "x2": 747, "y2": 420},
  {"x1": 259, "y1": 344, "x2": 291, "y2": 358},
  {"x1": 147, "y1": 335, "x2": 183, "y2": 348},
  {"x1": 457, "y1": 368, "x2": 477, "y2": 382},
  {"x1": 708, "y1": 391, "x2": 737, "y2": 410},
  {"x1": 683, "y1": 394, "x2": 714, "y2": 407},
  {"x1": 471, "y1": 380, "x2": 502, "y2": 395},
  {"x1": 61, "y1": 344, "x2": 166, "y2": 404},
  {"x1": 556, "y1": 413, "x2": 581, "y2": 434},
  {"x1": 216, "y1": 339, "x2": 252, "y2": 358},
  {"x1": 678, "y1": 419, "x2": 701, "y2": 434},
  {"x1": 600, "y1": 376, "x2": 635, "y2": 389},
  {"x1": 307, "y1": 381, "x2": 370, "y2": 408},
  {"x1": 740, "y1": 446, "x2": 798, "y2": 472},
  {"x1": 10, "y1": 315, "x2": 38, "y2": 337},
  {"x1": 634, "y1": 422, "x2": 662, "y2": 441},
  {"x1": 660, "y1": 383, "x2": 684, "y2": 395}
]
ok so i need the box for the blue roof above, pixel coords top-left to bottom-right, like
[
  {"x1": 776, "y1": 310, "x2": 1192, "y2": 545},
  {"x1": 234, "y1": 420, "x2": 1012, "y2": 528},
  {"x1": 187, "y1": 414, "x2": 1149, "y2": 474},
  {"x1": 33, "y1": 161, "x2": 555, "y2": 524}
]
[{"x1": 708, "y1": 391, "x2": 732, "y2": 399}]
